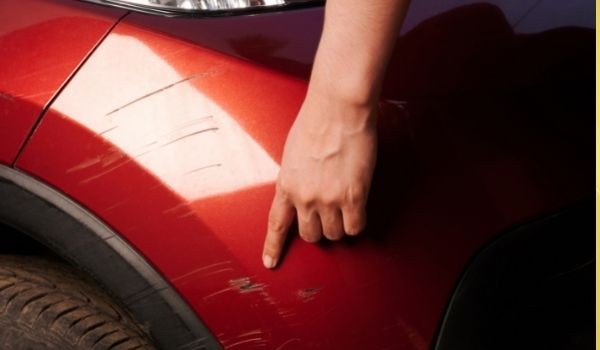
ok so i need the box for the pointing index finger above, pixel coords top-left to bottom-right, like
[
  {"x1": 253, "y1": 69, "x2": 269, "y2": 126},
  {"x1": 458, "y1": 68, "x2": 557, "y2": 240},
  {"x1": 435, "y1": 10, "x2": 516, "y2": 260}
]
[{"x1": 262, "y1": 191, "x2": 295, "y2": 269}]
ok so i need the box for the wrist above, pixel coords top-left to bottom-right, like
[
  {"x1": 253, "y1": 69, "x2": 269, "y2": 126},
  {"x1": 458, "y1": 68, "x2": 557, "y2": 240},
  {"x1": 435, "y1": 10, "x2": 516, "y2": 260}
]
[
  {"x1": 306, "y1": 71, "x2": 381, "y2": 111},
  {"x1": 307, "y1": 36, "x2": 387, "y2": 108},
  {"x1": 299, "y1": 80, "x2": 378, "y2": 131}
]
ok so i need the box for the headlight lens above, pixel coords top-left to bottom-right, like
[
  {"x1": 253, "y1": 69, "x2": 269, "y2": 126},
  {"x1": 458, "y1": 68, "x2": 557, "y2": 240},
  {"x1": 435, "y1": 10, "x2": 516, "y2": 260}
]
[{"x1": 85, "y1": 0, "x2": 324, "y2": 16}]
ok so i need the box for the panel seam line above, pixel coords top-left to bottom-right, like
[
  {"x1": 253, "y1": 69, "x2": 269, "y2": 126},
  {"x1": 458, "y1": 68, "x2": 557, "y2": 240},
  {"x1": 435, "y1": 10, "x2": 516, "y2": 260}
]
[{"x1": 10, "y1": 10, "x2": 130, "y2": 168}]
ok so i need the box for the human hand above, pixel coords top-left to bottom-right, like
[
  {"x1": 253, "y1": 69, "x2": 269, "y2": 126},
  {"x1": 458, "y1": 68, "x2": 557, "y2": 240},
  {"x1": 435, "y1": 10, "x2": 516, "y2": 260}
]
[{"x1": 262, "y1": 87, "x2": 378, "y2": 269}]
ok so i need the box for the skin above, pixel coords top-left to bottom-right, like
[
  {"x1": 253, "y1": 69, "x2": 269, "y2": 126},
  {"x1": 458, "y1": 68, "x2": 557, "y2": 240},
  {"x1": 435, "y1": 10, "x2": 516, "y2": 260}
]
[{"x1": 262, "y1": 0, "x2": 411, "y2": 269}]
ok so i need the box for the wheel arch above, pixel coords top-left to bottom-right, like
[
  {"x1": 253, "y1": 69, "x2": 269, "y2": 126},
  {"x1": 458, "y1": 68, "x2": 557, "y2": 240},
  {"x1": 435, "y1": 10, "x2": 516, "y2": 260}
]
[{"x1": 0, "y1": 164, "x2": 220, "y2": 350}]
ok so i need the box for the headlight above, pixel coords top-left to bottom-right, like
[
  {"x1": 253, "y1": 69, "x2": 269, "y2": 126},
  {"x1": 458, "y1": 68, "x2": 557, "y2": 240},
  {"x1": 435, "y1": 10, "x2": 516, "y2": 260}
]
[{"x1": 82, "y1": 0, "x2": 324, "y2": 16}]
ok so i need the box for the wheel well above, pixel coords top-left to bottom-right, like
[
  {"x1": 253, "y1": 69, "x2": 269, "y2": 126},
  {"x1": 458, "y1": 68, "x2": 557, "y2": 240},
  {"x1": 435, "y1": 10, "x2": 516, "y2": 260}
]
[
  {"x1": 0, "y1": 165, "x2": 220, "y2": 350},
  {"x1": 0, "y1": 221, "x2": 49, "y2": 255}
]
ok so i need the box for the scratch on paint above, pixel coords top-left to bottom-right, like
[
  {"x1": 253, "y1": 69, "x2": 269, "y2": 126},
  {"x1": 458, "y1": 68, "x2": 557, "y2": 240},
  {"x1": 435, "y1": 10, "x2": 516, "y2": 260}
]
[
  {"x1": 229, "y1": 277, "x2": 266, "y2": 294},
  {"x1": 185, "y1": 163, "x2": 222, "y2": 175},
  {"x1": 222, "y1": 329, "x2": 267, "y2": 349},
  {"x1": 161, "y1": 127, "x2": 219, "y2": 147},
  {"x1": 99, "y1": 125, "x2": 118, "y2": 135},
  {"x1": 125, "y1": 117, "x2": 218, "y2": 159},
  {"x1": 66, "y1": 156, "x2": 101, "y2": 173},
  {"x1": 162, "y1": 203, "x2": 189, "y2": 215},
  {"x1": 104, "y1": 199, "x2": 129, "y2": 211},
  {"x1": 226, "y1": 337, "x2": 267, "y2": 349},
  {"x1": 161, "y1": 203, "x2": 195, "y2": 219},
  {"x1": 143, "y1": 140, "x2": 158, "y2": 147},
  {"x1": 274, "y1": 338, "x2": 301, "y2": 350},
  {"x1": 200, "y1": 267, "x2": 234, "y2": 277},
  {"x1": 296, "y1": 287, "x2": 322, "y2": 303},
  {"x1": 66, "y1": 149, "x2": 123, "y2": 174},
  {"x1": 105, "y1": 70, "x2": 215, "y2": 116},
  {"x1": 101, "y1": 151, "x2": 125, "y2": 167},
  {"x1": 277, "y1": 309, "x2": 296, "y2": 319},
  {"x1": 172, "y1": 261, "x2": 232, "y2": 283},
  {"x1": 133, "y1": 149, "x2": 154, "y2": 159},
  {"x1": 236, "y1": 330, "x2": 263, "y2": 338},
  {"x1": 177, "y1": 211, "x2": 196, "y2": 219},
  {"x1": 202, "y1": 286, "x2": 237, "y2": 301},
  {"x1": 203, "y1": 277, "x2": 266, "y2": 301},
  {"x1": 79, "y1": 160, "x2": 131, "y2": 184}
]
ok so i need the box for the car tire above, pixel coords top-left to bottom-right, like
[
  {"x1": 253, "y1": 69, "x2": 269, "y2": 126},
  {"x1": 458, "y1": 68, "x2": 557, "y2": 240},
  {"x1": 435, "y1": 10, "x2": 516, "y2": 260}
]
[{"x1": 0, "y1": 255, "x2": 155, "y2": 350}]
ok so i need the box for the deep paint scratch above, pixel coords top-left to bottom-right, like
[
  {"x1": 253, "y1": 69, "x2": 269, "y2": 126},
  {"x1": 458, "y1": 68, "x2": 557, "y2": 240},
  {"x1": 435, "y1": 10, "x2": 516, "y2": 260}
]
[
  {"x1": 162, "y1": 127, "x2": 219, "y2": 147},
  {"x1": 99, "y1": 125, "x2": 118, "y2": 135},
  {"x1": 185, "y1": 163, "x2": 222, "y2": 175},
  {"x1": 105, "y1": 70, "x2": 214, "y2": 116},
  {"x1": 229, "y1": 277, "x2": 266, "y2": 294}
]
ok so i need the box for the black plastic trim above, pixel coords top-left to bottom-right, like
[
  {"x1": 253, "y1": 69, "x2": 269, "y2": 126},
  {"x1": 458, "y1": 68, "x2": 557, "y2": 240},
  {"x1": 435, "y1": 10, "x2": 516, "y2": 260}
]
[{"x1": 0, "y1": 165, "x2": 221, "y2": 350}]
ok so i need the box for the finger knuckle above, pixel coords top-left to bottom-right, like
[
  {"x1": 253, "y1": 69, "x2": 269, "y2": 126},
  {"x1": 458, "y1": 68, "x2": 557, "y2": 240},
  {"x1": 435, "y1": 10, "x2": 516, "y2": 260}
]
[
  {"x1": 276, "y1": 183, "x2": 292, "y2": 200},
  {"x1": 318, "y1": 193, "x2": 339, "y2": 207},
  {"x1": 268, "y1": 217, "x2": 287, "y2": 234},
  {"x1": 300, "y1": 232, "x2": 321, "y2": 243},
  {"x1": 345, "y1": 184, "x2": 367, "y2": 208},
  {"x1": 297, "y1": 192, "x2": 317, "y2": 207}
]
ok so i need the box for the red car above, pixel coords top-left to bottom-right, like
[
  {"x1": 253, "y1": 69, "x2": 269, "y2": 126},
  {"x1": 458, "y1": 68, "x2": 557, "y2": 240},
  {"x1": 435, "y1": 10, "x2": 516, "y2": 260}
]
[{"x1": 0, "y1": 1, "x2": 594, "y2": 349}]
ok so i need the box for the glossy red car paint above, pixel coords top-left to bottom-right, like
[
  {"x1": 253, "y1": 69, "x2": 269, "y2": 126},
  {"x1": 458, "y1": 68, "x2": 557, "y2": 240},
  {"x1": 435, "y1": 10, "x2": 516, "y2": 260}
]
[
  {"x1": 5, "y1": 1, "x2": 594, "y2": 349},
  {"x1": 0, "y1": 0, "x2": 124, "y2": 165}
]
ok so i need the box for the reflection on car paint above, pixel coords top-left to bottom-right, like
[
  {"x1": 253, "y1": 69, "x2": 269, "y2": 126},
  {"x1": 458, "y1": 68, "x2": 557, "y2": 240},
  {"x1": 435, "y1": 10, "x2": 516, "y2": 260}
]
[{"x1": 54, "y1": 33, "x2": 279, "y2": 200}]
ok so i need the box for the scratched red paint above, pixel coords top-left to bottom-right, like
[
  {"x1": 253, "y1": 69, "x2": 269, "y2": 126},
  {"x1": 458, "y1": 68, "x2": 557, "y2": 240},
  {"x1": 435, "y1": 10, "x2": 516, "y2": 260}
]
[{"x1": 11, "y1": 1, "x2": 594, "y2": 349}]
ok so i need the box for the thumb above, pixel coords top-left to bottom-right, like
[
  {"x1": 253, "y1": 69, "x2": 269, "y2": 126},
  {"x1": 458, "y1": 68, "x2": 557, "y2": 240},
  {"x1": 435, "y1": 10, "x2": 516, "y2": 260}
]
[{"x1": 262, "y1": 191, "x2": 295, "y2": 269}]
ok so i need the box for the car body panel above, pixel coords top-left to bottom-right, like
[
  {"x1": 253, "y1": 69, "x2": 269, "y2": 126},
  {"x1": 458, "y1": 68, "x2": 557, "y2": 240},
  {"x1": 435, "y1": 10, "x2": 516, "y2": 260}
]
[
  {"x1": 124, "y1": 0, "x2": 594, "y2": 79},
  {"x1": 12, "y1": 1, "x2": 594, "y2": 349},
  {"x1": 0, "y1": 0, "x2": 124, "y2": 165}
]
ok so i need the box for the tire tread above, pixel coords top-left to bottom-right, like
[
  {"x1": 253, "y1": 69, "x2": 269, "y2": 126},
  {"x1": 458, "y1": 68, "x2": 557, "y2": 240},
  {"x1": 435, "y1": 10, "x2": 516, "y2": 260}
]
[{"x1": 0, "y1": 255, "x2": 155, "y2": 350}]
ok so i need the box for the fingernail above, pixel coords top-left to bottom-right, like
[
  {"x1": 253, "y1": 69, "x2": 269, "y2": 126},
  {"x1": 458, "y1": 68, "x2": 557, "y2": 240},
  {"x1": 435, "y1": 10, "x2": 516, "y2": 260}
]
[{"x1": 263, "y1": 255, "x2": 276, "y2": 269}]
